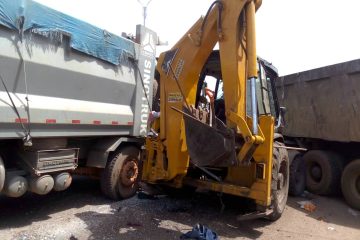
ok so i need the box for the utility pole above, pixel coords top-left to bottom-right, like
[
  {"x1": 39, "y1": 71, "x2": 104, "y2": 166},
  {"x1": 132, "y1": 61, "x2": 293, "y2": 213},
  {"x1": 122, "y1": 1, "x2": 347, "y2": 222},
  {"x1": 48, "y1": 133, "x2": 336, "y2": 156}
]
[{"x1": 137, "y1": 0, "x2": 153, "y2": 27}]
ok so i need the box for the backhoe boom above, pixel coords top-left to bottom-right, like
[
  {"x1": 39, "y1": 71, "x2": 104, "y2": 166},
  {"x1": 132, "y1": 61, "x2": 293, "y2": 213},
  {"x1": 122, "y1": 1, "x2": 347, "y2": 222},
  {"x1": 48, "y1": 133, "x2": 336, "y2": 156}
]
[{"x1": 142, "y1": 0, "x2": 289, "y2": 220}]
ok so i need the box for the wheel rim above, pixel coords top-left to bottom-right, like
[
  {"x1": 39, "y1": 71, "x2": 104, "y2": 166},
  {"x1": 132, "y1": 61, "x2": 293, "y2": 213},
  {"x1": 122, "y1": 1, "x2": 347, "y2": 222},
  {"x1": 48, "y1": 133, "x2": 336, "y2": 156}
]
[
  {"x1": 277, "y1": 159, "x2": 288, "y2": 203},
  {"x1": 356, "y1": 175, "x2": 360, "y2": 194},
  {"x1": 120, "y1": 158, "x2": 139, "y2": 187},
  {"x1": 310, "y1": 163, "x2": 322, "y2": 182},
  {"x1": 0, "y1": 157, "x2": 4, "y2": 192}
]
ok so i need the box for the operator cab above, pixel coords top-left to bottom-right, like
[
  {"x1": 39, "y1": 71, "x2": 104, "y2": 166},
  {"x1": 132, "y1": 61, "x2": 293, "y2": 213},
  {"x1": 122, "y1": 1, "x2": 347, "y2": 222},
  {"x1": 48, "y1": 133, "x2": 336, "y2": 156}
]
[{"x1": 196, "y1": 50, "x2": 281, "y2": 127}]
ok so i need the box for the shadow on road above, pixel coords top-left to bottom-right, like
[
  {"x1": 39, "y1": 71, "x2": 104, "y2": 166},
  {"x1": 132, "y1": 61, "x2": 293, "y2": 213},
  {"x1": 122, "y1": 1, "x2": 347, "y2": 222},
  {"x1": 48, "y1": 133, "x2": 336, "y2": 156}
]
[
  {"x1": 1, "y1": 176, "x2": 359, "y2": 239},
  {"x1": 74, "y1": 192, "x2": 271, "y2": 240},
  {"x1": 0, "y1": 176, "x2": 110, "y2": 230},
  {"x1": 286, "y1": 195, "x2": 360, "y2": 230}
]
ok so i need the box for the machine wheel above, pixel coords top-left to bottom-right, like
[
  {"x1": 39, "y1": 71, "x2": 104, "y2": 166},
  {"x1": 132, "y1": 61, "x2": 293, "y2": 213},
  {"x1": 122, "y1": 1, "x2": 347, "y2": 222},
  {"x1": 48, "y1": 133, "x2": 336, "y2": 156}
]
[
  {"x1": 341, "y1": 159, "x2": 360, "y2": 210},
  {"x1": 0, "y1": 156, "x2": 5, "y2": 192},
  {"x1": 304, "y1": 150, "x2": 343, "y2": 195},
  {"x1": 101, "y1": 146, "x2": 141, "y2": 200},
  {"x1": 289, "y1": 153, "x2": 305, "y2": 196},
  {"x1": 268, "y1": 141, "x2": 289, "y2": 221}
]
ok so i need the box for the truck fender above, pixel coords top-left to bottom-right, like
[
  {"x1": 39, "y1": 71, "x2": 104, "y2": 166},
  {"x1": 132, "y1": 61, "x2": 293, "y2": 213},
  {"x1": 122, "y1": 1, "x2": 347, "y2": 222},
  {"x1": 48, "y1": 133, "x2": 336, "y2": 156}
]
[
  {"x1": 86, "y1": 137, "x2": 143, "y2": 168},
  {"x1": 274, "y1": 133, "x2": 284, "y2": 143}
]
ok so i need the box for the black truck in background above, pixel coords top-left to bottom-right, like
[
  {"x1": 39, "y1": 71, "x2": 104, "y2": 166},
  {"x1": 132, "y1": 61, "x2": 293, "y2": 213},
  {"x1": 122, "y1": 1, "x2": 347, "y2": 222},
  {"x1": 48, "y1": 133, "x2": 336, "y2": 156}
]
[{"x1": 277, "y1": 59, "x2": 360, "y2": 210}]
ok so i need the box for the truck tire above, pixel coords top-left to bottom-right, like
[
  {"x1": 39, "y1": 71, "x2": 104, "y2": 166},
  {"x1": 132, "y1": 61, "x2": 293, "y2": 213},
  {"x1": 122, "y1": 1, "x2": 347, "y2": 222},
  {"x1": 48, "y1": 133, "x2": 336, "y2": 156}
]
[
  {"x1": 101, "y1": 146, "x2": 140, "y2": 200},
  {"x1": 0, "y1": 156, "x2": 5, "y2": 192},
  {"x1": 152, "y1": 79, "x2": 160, "y2": 112},
  {"x1": 341, "y1": 159, "x2": 360, "y2": 210},
  {"x1": 268, "y1": 141, "x2": 289, "y2": 221},
  {"x1": 304, "y1": 150, "x2": 343, "y2": 195},
  {"x1": 289, "y1": 153, "x2": 305, "y2": 196}
]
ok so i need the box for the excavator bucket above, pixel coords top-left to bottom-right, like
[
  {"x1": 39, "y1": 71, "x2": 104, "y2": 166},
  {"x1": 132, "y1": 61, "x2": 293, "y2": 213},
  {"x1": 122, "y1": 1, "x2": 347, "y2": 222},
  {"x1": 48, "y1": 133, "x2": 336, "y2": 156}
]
[{"x1": 183, "y1": 108, "x2": 237, "y2": 167}]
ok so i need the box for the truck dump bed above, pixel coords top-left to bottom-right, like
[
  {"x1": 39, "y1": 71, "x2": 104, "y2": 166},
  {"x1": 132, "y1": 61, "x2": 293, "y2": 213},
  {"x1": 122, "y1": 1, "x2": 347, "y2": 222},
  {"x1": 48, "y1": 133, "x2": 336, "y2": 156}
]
[
  {"x1": 0, "y1": 0, "x2": 156, "y2": 139},
  {"x1": 276, "y1": 59, "x2": 360, "y2": 142}
]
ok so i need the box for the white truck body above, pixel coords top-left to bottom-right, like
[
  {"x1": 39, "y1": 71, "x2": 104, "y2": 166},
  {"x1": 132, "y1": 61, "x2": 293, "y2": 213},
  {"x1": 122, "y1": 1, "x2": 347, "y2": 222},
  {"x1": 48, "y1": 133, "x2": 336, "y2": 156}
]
[{"x1": 0, "y1": 0, "x2": 157, "y2": 199}]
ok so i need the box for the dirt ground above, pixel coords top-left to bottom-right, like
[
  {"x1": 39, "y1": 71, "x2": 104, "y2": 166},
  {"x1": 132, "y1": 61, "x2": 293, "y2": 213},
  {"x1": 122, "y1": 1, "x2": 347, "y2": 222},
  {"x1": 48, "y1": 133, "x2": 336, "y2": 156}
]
[{"x1": 0, "y1": 177, "x2": 359, "y2": 240}]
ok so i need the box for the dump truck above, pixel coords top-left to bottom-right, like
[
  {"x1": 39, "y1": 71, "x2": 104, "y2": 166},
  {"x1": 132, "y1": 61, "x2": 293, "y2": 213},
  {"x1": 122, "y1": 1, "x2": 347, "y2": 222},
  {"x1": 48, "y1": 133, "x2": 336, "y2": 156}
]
[
  {"x1": 0, "y1": 0, "x2": 156, "y2": 200},
  {"x1": 142, "y1": 0, "x2": 289, "y2": 221},
  {"x1": 277, "y1": 59, "x2": 360, "y2": 210}
]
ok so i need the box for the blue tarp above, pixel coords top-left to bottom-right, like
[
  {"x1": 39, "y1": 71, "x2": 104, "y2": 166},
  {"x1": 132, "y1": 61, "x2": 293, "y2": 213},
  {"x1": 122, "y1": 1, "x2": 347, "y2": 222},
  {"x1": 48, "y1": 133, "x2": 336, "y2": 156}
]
[{"x1": 0, "y1": 0, "x2": 136, "y2": 65}]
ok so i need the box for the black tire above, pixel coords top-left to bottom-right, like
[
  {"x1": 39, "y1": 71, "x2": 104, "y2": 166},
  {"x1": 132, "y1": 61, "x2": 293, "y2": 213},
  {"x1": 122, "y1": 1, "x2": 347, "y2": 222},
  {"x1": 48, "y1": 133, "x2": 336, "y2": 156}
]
[
  {"x1": 341, "y1": 159, "x2": 360, "y2": 210},
  {"x1": 268, "y1": 141, "x2": 289, "y2": 221},
  {"x1": 304, "y1": 150, "x2": 343, "y2": 195},
  {"x1": 101, "y1": 146, "x2": 141, "y2": 200},
  {"x1": 289, "y1": 153, "x2": 305, "y2": 196},
  {"x1": 152, "y1": 79, "x2": 160, "y2": 112}
]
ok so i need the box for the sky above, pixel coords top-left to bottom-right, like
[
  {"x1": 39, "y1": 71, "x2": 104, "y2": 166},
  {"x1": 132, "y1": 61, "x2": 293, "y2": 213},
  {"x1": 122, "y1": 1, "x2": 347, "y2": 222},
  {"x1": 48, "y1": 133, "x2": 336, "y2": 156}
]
[{"x1": 34, "y1": 0, "x2": 360, "y2": 76}]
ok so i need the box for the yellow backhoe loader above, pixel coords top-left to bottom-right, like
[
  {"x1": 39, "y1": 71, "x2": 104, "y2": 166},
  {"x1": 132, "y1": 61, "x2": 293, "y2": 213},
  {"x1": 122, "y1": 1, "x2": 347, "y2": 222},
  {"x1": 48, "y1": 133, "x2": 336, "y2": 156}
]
[{"x1": 142, "y1": 0, "x2": 289, "y2": 220}]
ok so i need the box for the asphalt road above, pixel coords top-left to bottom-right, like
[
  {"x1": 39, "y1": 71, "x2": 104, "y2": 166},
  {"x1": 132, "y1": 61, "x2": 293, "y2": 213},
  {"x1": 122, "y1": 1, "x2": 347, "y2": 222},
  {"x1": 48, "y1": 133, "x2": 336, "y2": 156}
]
[{"x1": 0, "y1": 177, "x2": 359, "y2": 240}]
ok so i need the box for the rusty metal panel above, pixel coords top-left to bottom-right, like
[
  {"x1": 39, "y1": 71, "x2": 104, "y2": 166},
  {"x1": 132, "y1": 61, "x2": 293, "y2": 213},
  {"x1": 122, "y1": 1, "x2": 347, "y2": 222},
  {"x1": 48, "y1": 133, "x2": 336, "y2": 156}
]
[{"x1": 276, "y1": 59, "x2": 360, "y2": 142}]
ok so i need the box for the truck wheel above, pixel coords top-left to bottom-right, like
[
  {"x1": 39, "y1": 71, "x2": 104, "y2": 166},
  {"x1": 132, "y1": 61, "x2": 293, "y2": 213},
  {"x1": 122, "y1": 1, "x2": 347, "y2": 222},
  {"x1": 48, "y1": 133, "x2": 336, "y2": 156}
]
[
  {"x1": 152, "y1": 79, "x2": 160, "y2": 112},
  {"x1": 289, "y1": 153, "x2": 305, "y2": 196},
  {"x1": 341, "y1": 159, "x2": 360, "y2": 210},
  {"x1": 101, "y1": 146, "x2": 141, "y2": 200},
  {"x1": 0, "y1": 156, "x2": 5, "y2": 192},
  {"x1": 268, "y1": 141, "x2": 289, "y2": 221},
  {"x1": 304, "y1": 150, "x2": 343, "y2": 195}
]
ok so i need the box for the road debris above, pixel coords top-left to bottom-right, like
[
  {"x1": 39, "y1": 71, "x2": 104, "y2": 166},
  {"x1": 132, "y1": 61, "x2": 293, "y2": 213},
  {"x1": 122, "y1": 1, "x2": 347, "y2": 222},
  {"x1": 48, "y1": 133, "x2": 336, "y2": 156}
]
[
  {"x1": 1, "y1": 177, "x2": 359, "y2": 240},
  {"x1": 297, "y1": 200, "x2": 317, "y2": 212},
  {"x1": 137, "y1": 191, "x2": 159, "y2": 200},
  {"x1": 348, "y1": 208, "x2": 359, "y2": 217},
  {"x1": 167, "y1": 205, "x2": 190, "y2": 213},
  {"x1": 69, "y1": 235, "x2": 78, "y2": 240},
  {"x1": 327, "y1": 226, "x2": 335, "y2": 231},
  {"x1": 126, "y1": 222, "x2": 143, "y2": 228},
  {"x1": 300, "y1": 191, "x2": 316, "y2": 199},
  {"x1": 180, "y1": 224, "x2": 218, "y2": 240}
]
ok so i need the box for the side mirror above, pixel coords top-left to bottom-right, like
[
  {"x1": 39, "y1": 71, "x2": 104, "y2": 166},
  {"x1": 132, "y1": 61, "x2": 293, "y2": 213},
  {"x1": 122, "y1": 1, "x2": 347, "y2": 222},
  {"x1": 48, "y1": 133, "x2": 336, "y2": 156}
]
[
  {"x1": 276, "y1": 106, "x2": 286, "y2": 129},
  {"x1": 280, "y1": 106, "x2": 287, "y2": 116}
]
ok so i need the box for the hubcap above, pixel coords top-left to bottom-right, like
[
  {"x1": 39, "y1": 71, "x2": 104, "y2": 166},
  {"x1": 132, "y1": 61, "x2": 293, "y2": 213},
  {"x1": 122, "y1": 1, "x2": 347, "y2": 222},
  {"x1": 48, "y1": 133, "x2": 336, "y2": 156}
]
[
  {"x1": 277, "y1": 173, "x2": 284, "y2": 190},
  {"x1": 310, "y1": 164, "x2": 322, "y2": 182},
  {"x1": 120, "y1": 159, "x2": 139, "y2": 187},
  {"x1": 277, "y1": 160, "x2": 288, "y2": 203}
]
